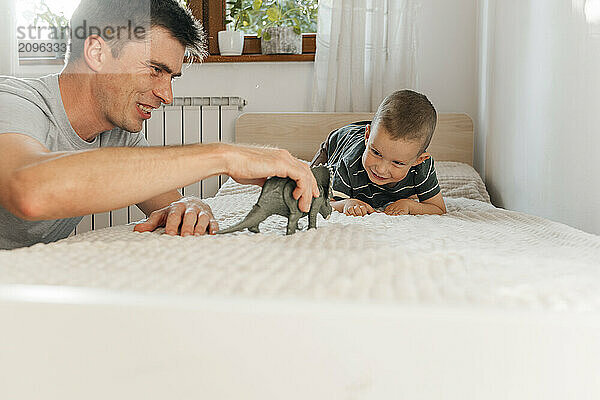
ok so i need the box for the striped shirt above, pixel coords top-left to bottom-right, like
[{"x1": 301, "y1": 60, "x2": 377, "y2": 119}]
[{"x1": 325, "y1": 121, "x2": 441, "y2": 209}]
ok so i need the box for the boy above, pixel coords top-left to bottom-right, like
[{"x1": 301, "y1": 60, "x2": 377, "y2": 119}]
[{"x1": 310, "y1": 90, "x2": 446, "y2": 216}]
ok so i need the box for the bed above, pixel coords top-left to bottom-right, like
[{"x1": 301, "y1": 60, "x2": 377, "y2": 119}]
[{"x1": 1, "y1": 113, "x2": 599, "y2": 399}]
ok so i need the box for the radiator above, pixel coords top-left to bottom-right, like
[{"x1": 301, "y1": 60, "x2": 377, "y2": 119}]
[{"x1": 74, "y1": 97, "x2": 246, "y2": 235}]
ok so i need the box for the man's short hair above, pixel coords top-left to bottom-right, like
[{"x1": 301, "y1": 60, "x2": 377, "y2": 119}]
[
  {"x1": 67, "y1": 0, "x2": 207, "y2": 62},
  {"x1": 372, "y1": 90, "x2": 438, "y2": 154}
]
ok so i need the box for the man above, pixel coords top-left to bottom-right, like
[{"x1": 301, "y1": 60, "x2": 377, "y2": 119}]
[{"x1": 0, "y1": 0, "x2": 318, "y2": 250}]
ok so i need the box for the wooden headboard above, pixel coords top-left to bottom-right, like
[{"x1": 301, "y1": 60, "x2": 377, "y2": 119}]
[{"x1": 235, "y1": 112, "x2": 474, "y2": 166}]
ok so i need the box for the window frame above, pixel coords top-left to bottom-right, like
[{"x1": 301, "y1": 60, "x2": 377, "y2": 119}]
[
  {"x1": 16, "y1": 0, "x2": 71, "y2": 66},
  {"x1": 189, "y1": 0, "x2": 316, "y2": 63},
  {"x1": 19, "y1": 0, "x2": 316, "y2": 65}
]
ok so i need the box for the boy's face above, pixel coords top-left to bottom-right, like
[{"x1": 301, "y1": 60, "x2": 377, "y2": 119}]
[{"x1": 361, "y1": 124, "x2": 430, "y2": 186}]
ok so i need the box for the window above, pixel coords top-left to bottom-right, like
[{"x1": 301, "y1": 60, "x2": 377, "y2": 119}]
[
  {"x1": 188, "y1": 0, "x2": 317, "y2": 62},
  {"x1": 16, "y1": 0, "x2": 317, "y2": 64},
  {"x1": 225, "y1": 0, "x2": 318, "y2": 36},
  {"x1": 17, "y1": 0, "x2": 76, "y2": 62},
  {"x1": 16, "y1": 0, "x2": 190, "y2": 64}
]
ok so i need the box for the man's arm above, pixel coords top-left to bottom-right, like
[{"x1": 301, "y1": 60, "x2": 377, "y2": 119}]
[
  {"x1": 0, "y1": 133, "x2": 318, "y2": 221},
  {"x1": 136, "y1": 190, "x2": 182, "y2": 216},
  {"x1": 0, "y1": 133, "x2": 225, "y2": 220}
]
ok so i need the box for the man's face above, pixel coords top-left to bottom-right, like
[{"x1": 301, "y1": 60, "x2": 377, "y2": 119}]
[
  {"x1": 361, "y1": 124, "x2": 429, "y2": 186},
  {"x1": 95, "y1": 27, "x2": 185, "y2": 133}
]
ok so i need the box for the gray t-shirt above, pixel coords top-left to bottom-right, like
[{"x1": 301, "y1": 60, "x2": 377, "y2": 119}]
[{"x1": 0, "y1": 74, "x2": 149, "y2": 250}]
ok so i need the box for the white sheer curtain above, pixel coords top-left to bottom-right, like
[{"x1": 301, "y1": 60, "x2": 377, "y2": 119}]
[
  {"x1": 312, "y1": 0, "x2": 420, "y2": 112},
  {"x1": 0, "y1": 0, "x2": 18, "y2": 76}
]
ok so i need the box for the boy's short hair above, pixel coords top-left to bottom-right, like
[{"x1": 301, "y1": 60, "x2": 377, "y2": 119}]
[
  {"x1": 67, "y1": 0, "x2": 207, "y2": 63},
  {"x1": 372, "y1": 90, "x2": 437, "y2": 154}
]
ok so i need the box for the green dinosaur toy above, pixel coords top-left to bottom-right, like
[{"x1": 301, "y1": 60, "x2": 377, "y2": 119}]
[{"x1": 217, "y1": 165, "x2": 333, "y2": 235}]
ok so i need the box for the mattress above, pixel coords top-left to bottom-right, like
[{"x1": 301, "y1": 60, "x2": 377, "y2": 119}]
[
  {"x1": 1, "y1": 162, "x2": 599, "y2": 399},
  {"x1": 0, "y1": 162, "x2": 598, "y2": 310}
]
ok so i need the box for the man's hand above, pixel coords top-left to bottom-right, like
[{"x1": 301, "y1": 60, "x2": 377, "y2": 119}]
[
  {"x1": 384, "y1": 199, "x2": 414, "y2": 216},
  {"x1": 223, "y1": 144, "x2": 319, "y2": 213},
  {"x1": 134, "y1": 196, "x2": 218, "y2": 236},
  {"x1": 343, "y1": 199, "x2": 376, "y2": 217}
]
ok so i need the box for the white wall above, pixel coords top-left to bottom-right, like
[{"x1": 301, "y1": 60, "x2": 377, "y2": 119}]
[
  {"x1": 417, "y1": 0, "x2": 478, "y2": 154},
  {"x1": 478, "y1": 0, "x2": 600, "y2": 234},
  {"x1": 173, "y1": 62, "x2": 314, "y2": 112}
]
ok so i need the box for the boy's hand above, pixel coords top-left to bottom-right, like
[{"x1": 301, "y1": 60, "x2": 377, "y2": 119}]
[
  {"x1": 343, "y1": 199, "x2": 376, "y2": 217},
  {"x1": 384, "y1": 199, "x2": 414, "y2": 215}
]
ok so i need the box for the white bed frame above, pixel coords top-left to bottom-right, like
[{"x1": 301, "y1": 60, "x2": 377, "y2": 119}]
[
  {"x1": 2, "y1": 113, "x2": 599, "y2": 400},
  {"x1": 2, "y1": 286, "x2": 599, "y2": 399}
]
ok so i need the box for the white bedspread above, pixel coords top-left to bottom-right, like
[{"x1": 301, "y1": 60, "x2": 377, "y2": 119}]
[{"x1": 1, "y1": 173, "x2": 598, "y2": 312}]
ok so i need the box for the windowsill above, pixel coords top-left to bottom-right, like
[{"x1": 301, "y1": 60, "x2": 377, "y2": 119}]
[
  {"x1": 20, "y1": 53, "x2": 316, "y2": 66},
  {"x1": 19, "y1": 58, "x2": 65, "y2": 66},
  {"x1": 199, "y1": 34, "x2": 316, "y2": 63},
  {"x1": 201, "y1": 53, "x2": 315, "y2": 63}
]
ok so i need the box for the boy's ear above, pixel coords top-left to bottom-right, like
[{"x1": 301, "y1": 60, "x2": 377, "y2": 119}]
[
  {"x1": 412, "y1": 152, "x2": 430, "y2": 166},
  {"x1": 364, "y1": 124, "x2": 371, "y2": 144}
]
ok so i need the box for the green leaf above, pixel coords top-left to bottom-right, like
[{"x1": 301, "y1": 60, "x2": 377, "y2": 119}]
[
  {"x1": 257, "y1": 28, "x2": 262, "y2": 37},
  {"x1": 263, "y1": 31, "x2": 271, "y2": 41},
  {"x1": 225, "y1": 0, "x2": 318, "y2": 35},
  {"x1": 293, "y1": 26, "x2": 301, "y2": 35},
  {"x1": 266, "y1": 6, "x2": 281, "y2": 22}
]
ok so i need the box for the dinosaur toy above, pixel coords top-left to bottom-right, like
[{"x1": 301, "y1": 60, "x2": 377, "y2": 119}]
[{"x1": 217, "y1": 165, "x2": 333, "y2": 235}]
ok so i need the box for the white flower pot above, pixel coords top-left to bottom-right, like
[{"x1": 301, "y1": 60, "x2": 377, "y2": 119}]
[{"x1": 218, "y1": 30, "x2": 244, "y2": 56}]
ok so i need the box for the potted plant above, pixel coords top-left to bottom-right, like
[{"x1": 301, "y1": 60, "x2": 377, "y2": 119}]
[
  {"x1": 218, "y1": 0, "x2": 256, "y2": 56},
  {"x1": 256, "y1": 0, "x2": 313, "y2": 55}
]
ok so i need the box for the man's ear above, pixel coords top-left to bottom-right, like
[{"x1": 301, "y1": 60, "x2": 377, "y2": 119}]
[
  {"x1": 83, "y1": 35, "x2": 109, "y2": 73},
  {"x1": 412, "y1": 152, "x2": 430, "y2": 166}
]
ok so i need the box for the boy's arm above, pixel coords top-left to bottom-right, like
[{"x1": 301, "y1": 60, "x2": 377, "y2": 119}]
[
  {"x1": 310, "y1": 126, "x2": 346, "y2": 167},
  {"x1": 310, "y1": 139, "x2": 329, "y2": 167},
  {"x1": 412, "y1": 158, "x2": 445, "y2": 214},
  {"x1": 412, "y1": 192, "x2": 446, "y2": 215},
  {"x1": 384, "y1": 193, "x2": 446, "y2": 215}
]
